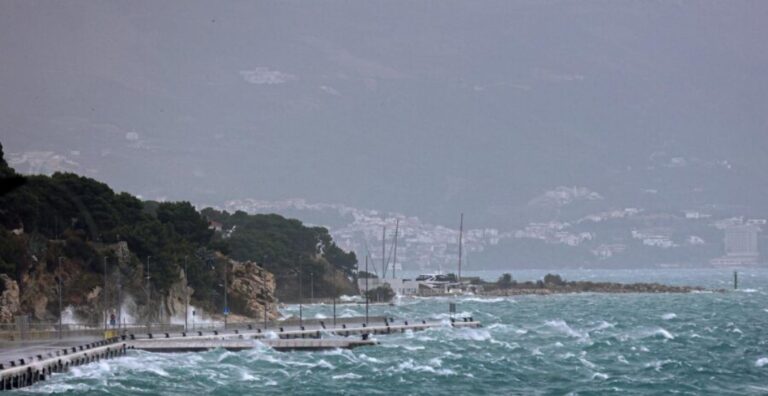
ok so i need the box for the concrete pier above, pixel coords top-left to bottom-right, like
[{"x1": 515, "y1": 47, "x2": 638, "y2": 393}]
[
  {"x1": 0, "y1": 316, "x2": 481, "y2": 390},
  {"x1": 0, "y1": 339, "x2": 127, "y2": 391},
  {"x1": 130, "y1": 338, "x2": 377, "y2": 352}
]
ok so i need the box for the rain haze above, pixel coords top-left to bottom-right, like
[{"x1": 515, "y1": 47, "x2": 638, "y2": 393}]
[{"x1": 2, "y1": 1, "x2": 767, "y2": 270}]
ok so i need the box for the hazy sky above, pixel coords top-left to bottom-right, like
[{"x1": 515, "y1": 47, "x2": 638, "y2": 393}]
[{"x1": 2, "y1": 1, "x2": 767, "y2": 228}]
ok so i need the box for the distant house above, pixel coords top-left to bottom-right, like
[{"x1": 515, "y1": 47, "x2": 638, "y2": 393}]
[{"x1": 208, "y1": 220, "x2": 223, "y2": 232}]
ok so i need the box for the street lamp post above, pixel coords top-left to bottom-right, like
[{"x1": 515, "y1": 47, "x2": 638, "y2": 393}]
[
  {"x1": 58, "y1": 256, "x2": 63, "y2": 339},
  {"x1": 103, "y1": 256, "x2": 107, "y2": 332},
  {"x1": 365, "y1": 255, "x2": 369, "y2": 324},
  {"x1": 223, "y1": 259, "x2": 228, "y2": 329},
  {"x1": 117, "y1": 263, "x2": 122, "y2": 333},
  {"x1": 146, "y1": 256, "x2": 151, "y2": 331},
  {"x1": 263, "y1": 287, "x2": 268, "y2": 331},
  {"x1": 298, "y1": 259, "x2": 303, "y2": 328},
  {"x1": 184, "y1": 255, "x2": 189, "y2": 332}
]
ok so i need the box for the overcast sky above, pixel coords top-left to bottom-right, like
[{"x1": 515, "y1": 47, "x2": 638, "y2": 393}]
[{"x1": 2, "y1": 1, "x2": 767, "y2": 228}]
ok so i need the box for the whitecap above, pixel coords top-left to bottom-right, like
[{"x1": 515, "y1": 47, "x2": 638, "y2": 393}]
[
  {"x1": 592, "y1": 372, "x2": 609, "y2": 380},
  {"x1": 402, "y1": 345, "x2": 426, "y2": 351},
  {"x1": 546, "y1": 320, "x2": 589, "y2": 340},
  {"x1": 756, "y1": 357, "x2": 768, "y2": 367},
  {"x1": 432, "y1": 311, "x2": 473, "y2": 320},
  {"x1": 332, "y1": 373, "x2": 363, "y2": 380},
  {"x1": 654, "y1": 328, "x2": 675, "y2": 340},
  {"x1": 590, "y1": 321, "x2": 615, "y2": 332},
  {"x1": 634, "y1": 327, "x2": 675, "y2": 340},
  {"x1": 240, "y1": 370, "x2": 259, "y2": 381},
  {"x1": 454, "y1": 328, "x2": 492, "y2": 341},
  {"x1": 661, "y1": 313, "x2": 677, "y2": 320},
  {"x1": 359, "y1": 354, "x2": 383, "y2": 364},
  {"x1": 393, "y1": 359, "x2": 455, "y2": 375},
  {"x1": 461, "y1": 297, "x2": 508, "y2": 303}
]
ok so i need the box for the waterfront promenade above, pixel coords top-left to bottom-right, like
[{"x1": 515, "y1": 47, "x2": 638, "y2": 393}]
[{"x1": 0, "y1": 316, "x2": 481, "y2": 390}]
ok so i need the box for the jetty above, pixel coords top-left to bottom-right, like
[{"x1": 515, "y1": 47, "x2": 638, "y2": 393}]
[{"x1": 0, "y1": 316, "x2": 481, "y2": 390}]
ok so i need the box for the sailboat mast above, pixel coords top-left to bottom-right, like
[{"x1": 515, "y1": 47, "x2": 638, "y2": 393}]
[
  {"x1": 458, "y1": 213, "x2": 463, "y2": 282},
  {"x1": 382, "y1": 225, "x2": 386, "y2": 279},
  {"x1": 393, "y1": 219, "x2": 399, "y2": 279}
]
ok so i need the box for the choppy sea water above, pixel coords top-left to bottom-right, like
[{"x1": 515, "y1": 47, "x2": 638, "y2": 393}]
[{"x1": 17, "y1": 269, "x2": 768, "y2": 395}]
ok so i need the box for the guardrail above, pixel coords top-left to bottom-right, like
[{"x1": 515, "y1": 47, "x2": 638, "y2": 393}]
[
  {"x1": 0, "y1": 323, "x2": 185, "y2": 342},
  {"x1": 0, "y1": 316, "x2": 390, "y2": 341}
]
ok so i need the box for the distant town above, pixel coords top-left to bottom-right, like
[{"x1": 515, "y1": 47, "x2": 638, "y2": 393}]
[{"x1": 222, "y1": 197, "x2": 765, "y2": 271}]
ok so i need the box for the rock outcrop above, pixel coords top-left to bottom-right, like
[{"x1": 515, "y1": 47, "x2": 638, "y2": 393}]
[
  {"x1": 229, "y1": 258, "x2": 279, "y2": 320},
  {"x1": 0, "y1": 274, "x2": 20, "y2": 323},
  {"x1": 164, "y1": 269, "x2": 193, "y2": 321}
]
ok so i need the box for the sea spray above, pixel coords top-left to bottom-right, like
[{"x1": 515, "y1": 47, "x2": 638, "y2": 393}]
[{"x1": 19, "y1": 269, "x2": 768, "y2": 395}]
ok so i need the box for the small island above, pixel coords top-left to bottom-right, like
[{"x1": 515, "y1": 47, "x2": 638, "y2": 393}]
[{"x1": 473, "y1": 273, "x2": 711, "y2": 296}]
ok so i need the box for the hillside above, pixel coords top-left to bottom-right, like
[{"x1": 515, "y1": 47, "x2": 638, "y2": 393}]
[{"x1": 0, "y1": 142, "x2": 357, "y2": 324}]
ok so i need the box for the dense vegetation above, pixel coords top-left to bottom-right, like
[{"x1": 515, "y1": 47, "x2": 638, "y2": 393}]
[
  {"x1": 201, "y1": 208, "x2": 357, "y2": 300},
  {"x1": 0, "y1": 142, "x2": 357, "y2": 313}
]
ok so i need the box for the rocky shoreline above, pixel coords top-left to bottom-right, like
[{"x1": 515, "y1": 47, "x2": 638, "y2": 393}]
[
  {"x1": 471, "y1": 273, "x2": 718, "y2": 296},
  {"x1": 479, "y1": 282, "x2": 713, "y2": 296}
]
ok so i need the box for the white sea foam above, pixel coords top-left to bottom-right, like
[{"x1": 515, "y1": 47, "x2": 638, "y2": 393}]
[
  {"x1": 332, "y1": 373, "x2": 363, "y2": 380},
  {"x1": 756, "y1": 357, "x2": 768, "y2": 367},
  {"x1": 654, "y1": 328, "x2": 675, "y2": 340},
  {"x1": 358, "y1": 354, "x2": 383, "y2": 364},
  {"x1": 631, "y1": 327, "x2": 675, "y2": 341},
  {"x1": 461, "y1": 297, "x2": 510, "y2": 303},
  {"x1": 402, "y1": 345, "x2": 426, "y2": 351},
  {"x1": 339, "y1": 308, "x2": 361, "y2": 318},
  {"x1": 432, "y1": 311, "x2": 472, "y2": 320},
  {"x1": 661, "y1": 313, "x2": 677, "y2": 320},
  {"x1": 393, "y1": 359, "x2": 456, "y2": 376},
  {"x1": 454, "y1": 328, "x2": 492, "y2": 341},
  {"x1": 546, "y1": 320, "x2": 589, "y2": 340},
  {"x1": 589, "y1": 321, "x2": 615, "y2": 332},
  {"x1": 240, "y1": 370, "x2": 259, "y2": 381},
  {"x1": 579, "y1": 357, "x2": 597, "y2": 369},
  {"x1": 591, "y1": 372, "x2": 609, "y2": 380}
]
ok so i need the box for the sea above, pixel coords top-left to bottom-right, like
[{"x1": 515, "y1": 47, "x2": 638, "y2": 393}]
[{"x1": 16, "y1": 269, "x2": 768, "y2": 395}]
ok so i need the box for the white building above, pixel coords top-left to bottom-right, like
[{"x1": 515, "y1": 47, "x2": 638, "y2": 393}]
[
  {"x1": 357, "y1": 277, "x2": 421, "y2": 296},
  {"x1": 711, "y1": 225, "x2": 761, "y2": 267}
]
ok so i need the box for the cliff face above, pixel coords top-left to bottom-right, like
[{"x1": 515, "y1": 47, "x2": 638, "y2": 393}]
[
  {"x1": 0, "y1": 274, "x2": 20, "y2": 323},
  {"x1": 227, "y1": 255, "x2": 279, "y2": 320},
  {"x1": 0, "y1": 238, "x2": 280, "y2": 324}
]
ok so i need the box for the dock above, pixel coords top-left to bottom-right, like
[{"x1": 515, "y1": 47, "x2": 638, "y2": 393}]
[
  {"x1": 0, "y1": 316, "x2": 481, "y2": 390},
  {"x1": 0, "y1": 339, "x2": 128, "y2": 390},
  {"x1": 130, "y1": 338, "x2": 377, "y2": 352}
]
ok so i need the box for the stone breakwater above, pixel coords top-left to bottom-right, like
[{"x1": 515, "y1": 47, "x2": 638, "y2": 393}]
[{"x1": 481, "y1": 282, "x2": 713, "y2": 296}]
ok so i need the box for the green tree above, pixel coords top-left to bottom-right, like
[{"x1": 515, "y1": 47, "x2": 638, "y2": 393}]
[
  {"x1": 497, "y1": 273, "x2": 514, "y2": 289},
  {"x1": 365, "y1": 284, "x2": 395, "y2": 303},
  {"x1": 156, "y1": 201, "x2": 213, "y2": 245}
]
